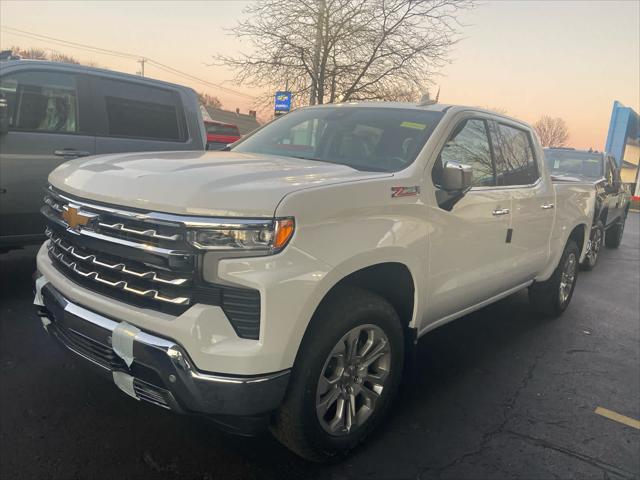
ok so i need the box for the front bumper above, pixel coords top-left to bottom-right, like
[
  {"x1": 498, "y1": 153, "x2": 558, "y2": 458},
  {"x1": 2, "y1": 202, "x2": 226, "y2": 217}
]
[{"x1": 36, "y1": 280, "x2": 290, "y2": 433}]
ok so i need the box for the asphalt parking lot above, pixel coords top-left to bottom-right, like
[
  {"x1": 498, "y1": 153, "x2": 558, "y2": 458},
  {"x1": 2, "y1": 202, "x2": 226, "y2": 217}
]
[{"x1": 1, "y1": 214, "x2": 638, "y2": 480}]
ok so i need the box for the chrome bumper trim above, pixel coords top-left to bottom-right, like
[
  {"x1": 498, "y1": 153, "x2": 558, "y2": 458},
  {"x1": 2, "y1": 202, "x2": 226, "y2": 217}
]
[{"x1": 38, "y1": 282, "x2": 290, "y2": 417}]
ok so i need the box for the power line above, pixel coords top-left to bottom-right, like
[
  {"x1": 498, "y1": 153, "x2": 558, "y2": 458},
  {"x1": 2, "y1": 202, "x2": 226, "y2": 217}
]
[
  {"x1": 1, "y1": 26, "x2": 140, "y2": 60},
  {"x1": 0, "y1": 25, "x2": 256, "y2": 100}
]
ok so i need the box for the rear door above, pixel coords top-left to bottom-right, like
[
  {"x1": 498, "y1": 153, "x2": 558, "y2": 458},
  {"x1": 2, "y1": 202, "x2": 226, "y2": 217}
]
[
  {"x1": 90, "y1": 77, "x2": 191, "y2": 154},
  {"x1": 426, "y1": 116, "x2": 515, "y2": 323},
  {"x1": 491, "y1": 121, "x2": 554, "y2": 284},
  {"x1": 0, "y1": 69, "x2": 94, "y2": 239}
]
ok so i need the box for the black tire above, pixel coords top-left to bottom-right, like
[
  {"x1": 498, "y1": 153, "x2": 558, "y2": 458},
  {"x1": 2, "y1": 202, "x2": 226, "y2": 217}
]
[
  {"x1": 581, "y1": 221, "x2": 603, "y2": 271},
  {"x1": 605, "y1": 215, "x2": 626, "y2": 248},
  {"x1": 271, "y1": 286, "x2": 404, "y2": 462},
  {"x1": 529, "y1": 239, "x2": 580, "y2": 317}
]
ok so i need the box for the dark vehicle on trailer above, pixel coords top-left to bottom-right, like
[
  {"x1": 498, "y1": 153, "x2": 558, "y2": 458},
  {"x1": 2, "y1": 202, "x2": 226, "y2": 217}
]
[{"x1": 545, "y1": 147, "x2": 631, "y2": 269}]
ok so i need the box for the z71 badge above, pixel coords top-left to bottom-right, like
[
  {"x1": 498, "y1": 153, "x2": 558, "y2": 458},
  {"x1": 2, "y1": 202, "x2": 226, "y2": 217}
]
[{"x1": 391, "y1": 186, "x2": 420, "y2": 198}]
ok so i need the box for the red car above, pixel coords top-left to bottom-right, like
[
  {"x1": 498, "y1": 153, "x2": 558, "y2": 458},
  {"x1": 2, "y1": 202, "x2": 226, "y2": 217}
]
[{"x1": 204, "y1": 120, "x2": 241, "y2": 150}]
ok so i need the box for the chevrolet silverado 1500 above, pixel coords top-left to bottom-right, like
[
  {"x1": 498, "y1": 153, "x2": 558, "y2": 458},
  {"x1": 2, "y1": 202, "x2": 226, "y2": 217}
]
[{"x1": 34, "y1": 102, "x2": 595, "y2": 461}]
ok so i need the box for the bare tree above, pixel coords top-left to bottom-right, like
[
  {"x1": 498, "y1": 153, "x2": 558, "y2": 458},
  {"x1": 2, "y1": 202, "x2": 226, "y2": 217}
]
[
  {"x1": 198, "y1": 92, "x2": 223, "y2": 109},
  {"x1": 534, "y1": 115, "x2": 569, "y2": 148},
  {"x1": 10, "y1": 46, "x2": 84, "y2": 65},
  {"x1": 10, "y1": 46, "x2": 48, "y2": 60},
  {"x1": 214, "y1": 0, "x2": 472, "y2": 107},
  {"x1": 50, "y1": 51, "x2": 81, "y2": 64}
]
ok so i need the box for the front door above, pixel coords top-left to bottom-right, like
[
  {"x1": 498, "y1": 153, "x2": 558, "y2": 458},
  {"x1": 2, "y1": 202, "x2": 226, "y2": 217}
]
[
  {"x1": 0, "y1": 70, "x2": 94, "y2": 240},
  {"x1": 426, "y1": 117, "x2": 514, "y2": 324}
]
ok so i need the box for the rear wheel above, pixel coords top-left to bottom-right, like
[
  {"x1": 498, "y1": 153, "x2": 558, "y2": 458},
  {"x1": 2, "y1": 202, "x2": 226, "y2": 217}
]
[
  {"x1": 529, "y1": 239, "x2": 579, "y2": 317},
  {"x1": 582, "y1": 222, "x2": 603, "y2": 271},
  {"x1": 605, "y1": 215, "x2": 626, "y2": 248},
  {"x1": 271, "y1": 286, "x2": 404, "y2": 462}
]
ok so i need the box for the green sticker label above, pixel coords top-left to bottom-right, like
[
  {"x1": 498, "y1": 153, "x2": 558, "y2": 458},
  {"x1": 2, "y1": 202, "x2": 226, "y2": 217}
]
[{"x1": 400, "y1": 121, "x2": 427, "y2": 130}]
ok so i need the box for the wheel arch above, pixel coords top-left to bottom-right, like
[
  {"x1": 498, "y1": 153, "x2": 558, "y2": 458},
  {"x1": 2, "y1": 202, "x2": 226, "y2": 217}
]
[
  {"x1": 537, "y1": 222, "x2": 589, "y2": 282},
  {"x1": 295, "y1": 260, "x2": 419, "y2": 362},
  {"x1": 568, "y1": 222, "x2": 588, "y2": 255},
  {"x1": 319, "y1": 262, "x2": 416, "y2": 331}
]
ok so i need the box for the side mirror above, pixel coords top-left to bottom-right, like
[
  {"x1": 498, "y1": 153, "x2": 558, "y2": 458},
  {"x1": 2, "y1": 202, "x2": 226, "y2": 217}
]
[
  {"x1": 441, "y1": 161, "x2": 473, "y2": 192},
  {"x1": 0, "y1": 97, "x2": 8, "y2": 135}
]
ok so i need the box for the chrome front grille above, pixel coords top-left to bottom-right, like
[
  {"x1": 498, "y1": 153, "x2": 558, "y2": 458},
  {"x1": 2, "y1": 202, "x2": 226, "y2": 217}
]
[
  {"x1": 47, "y1": 228, "x2": 192, "y2": 309},
  {"x1": 46, "y1": 230, "x2": 189, "y2": 305},
  {"x1": 42, "y1": 186, "x2": 262, "y2": 339},
  {"x1": 97, "y1": 221, "x2": 181, "y2": 241},
  {"x1": 43, "y1": 187, "x2": 187, "y2": 250},
  {"x1": 48, "y1": 231, "x2": 189, "y2": 286}
]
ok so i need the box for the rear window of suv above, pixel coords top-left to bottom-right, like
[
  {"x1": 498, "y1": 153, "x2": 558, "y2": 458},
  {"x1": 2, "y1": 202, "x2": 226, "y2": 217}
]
[{"x1": 232, "y1": 106, "x2": 444, "y2": 172}]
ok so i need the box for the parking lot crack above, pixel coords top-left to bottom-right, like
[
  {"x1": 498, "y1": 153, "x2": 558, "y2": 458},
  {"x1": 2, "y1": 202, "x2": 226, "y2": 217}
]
[
  {"x1": 418, "y1": 350, "x2": 547, "y2": 478},
  {"x1": 504, "y1": 430, "x2": 636, "y2": 479}
]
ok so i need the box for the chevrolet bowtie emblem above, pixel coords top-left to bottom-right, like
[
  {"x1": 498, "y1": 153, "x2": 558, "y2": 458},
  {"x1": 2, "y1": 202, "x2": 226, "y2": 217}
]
[{"x1": 62, "y1": 207, "x2": 91, "y2": 230}]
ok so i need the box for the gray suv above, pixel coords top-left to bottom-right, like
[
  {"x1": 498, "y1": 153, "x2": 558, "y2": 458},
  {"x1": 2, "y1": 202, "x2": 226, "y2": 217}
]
[{"x1": 0, "y1": 60, "x2": 206, "y2": 252}]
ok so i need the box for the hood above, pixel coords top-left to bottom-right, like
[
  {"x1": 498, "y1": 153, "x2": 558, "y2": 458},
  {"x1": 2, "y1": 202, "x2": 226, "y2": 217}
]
[{"x1": 49, "y1": 151, "x2": 390, "y2": 217}]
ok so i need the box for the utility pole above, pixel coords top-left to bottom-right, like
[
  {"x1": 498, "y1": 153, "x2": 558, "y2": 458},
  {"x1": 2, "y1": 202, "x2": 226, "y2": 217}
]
[
  {"x1": 137, "y1": 58, "x2": 146, "y2": 77},
  {"x1": 309, "y1": 0, "x2": 325, "y2": 105}
]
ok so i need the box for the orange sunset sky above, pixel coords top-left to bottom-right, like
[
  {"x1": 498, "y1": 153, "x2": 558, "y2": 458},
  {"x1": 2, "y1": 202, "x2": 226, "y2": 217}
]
[{"x1": 1, "y1": 0, "x2": 638, "y2": 151}]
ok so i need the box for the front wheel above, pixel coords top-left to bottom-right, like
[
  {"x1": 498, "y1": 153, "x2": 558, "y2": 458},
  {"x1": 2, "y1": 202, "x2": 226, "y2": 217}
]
[
  {"x1": 271, "y1": 286, "x2": 404, "y2": 462},
  {"x1": 529, "y1": 238, "x2": 580, "y2": 317}
]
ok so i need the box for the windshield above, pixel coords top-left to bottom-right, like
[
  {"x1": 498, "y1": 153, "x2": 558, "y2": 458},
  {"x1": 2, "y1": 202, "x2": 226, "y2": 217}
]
[
  {"x1": 232, "y1": 106, "x2": 444, "y2": 172},
  {"x1": 545, "y1": 150, "x2": 604, "y2": 180}
]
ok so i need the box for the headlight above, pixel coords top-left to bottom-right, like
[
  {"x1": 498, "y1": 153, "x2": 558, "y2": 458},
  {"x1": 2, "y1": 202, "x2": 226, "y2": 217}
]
[{"x1": 187, "y1": 218, "x2": 294, "y2": 253}]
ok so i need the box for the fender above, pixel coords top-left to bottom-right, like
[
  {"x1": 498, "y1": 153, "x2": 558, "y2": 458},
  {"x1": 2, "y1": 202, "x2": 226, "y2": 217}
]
[{"x1": 536, "y1": 221, "x2": 589, "y2": 282}]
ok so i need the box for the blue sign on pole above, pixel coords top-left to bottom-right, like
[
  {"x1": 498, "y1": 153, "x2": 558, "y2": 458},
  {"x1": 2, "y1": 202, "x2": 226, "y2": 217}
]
[{"x1": 274, "y1": 91, "x2": 292, "y2": 113}]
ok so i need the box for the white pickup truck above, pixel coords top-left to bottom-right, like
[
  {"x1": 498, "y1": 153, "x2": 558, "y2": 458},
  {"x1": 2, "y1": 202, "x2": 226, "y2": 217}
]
[{"x1": 34, "y1": 102, "x2": 595, "y2": 461}]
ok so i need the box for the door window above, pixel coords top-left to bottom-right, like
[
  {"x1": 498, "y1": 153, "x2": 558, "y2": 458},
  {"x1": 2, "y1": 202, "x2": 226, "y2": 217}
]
[
  {"x1": 105, "y1": 96, "x2": 181, "y2": 141},
  {"x1": 493, "y1": 123, "x2": 539, "y2": 186},
  {"x1": 0, "y1": 71, "x2": 79, "y2": 133},
  {"x1": 433, "y1": 118, "x2": 495, "y2": 187},
  {"x1": 93, "y1": 77, "x2": 186, "y2": 142}
]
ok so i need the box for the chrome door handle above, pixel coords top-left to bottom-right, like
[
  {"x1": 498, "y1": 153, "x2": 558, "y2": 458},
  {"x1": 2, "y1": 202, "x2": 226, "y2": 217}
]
[
  {"x1": 54, "y1": 149, "x2": 91, "y2": 158},
  {"x1": 492, "y1": 208, "x2": 510, "y2": 216},
  {"x1": 541, "y1": 203, "x2": 555, "y2": 210}
]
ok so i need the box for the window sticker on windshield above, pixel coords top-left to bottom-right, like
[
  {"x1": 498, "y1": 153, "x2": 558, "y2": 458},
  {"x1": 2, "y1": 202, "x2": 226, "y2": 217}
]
[{"x1": 400, "y1": 121, "x2": 427, "y2": 130}]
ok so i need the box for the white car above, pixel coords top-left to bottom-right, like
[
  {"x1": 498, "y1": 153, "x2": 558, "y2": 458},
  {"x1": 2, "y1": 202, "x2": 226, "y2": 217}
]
[{"x1": 34, "y1": 102, "x2": 595, "y2": 461}]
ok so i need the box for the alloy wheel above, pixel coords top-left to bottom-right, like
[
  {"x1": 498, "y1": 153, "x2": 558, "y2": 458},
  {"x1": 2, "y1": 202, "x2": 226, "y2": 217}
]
[
  {"x1": 559, "y1": 252, "x2": 577, "y2": 305},
  {"x1": 588, "y1": 228, "x2": 602, "y2": 265},
  {"x1": 315, "y1": 324, "x2": 391, "y2": 436}
]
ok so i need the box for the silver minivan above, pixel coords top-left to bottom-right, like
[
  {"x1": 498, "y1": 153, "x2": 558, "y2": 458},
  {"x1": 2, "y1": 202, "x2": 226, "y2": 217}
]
[{"x1": 0, "y1": 60, "x2": 206, "y2": 252}]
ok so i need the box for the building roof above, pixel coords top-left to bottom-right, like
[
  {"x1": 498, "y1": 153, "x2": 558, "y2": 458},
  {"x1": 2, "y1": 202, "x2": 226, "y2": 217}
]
[{"x1": 204, "y1": 106, "x2": 261, "y2": 135}]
